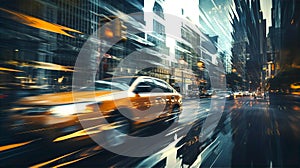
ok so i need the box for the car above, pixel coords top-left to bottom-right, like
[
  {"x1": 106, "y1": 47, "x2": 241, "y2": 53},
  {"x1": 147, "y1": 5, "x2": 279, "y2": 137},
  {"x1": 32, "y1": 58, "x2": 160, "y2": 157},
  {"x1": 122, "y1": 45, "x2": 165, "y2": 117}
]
[
  {"x1": 206, "y1": 90, "x2": 215, "y2": 97},
  {"x1": 254, "y1": 91, "x2": 264, "y2": 99},
  {"x1": 290, "y1": 82, "x2": 300, "y2": 95},
  {"x1": 233, "y1": 91, "x2": 243, "y2": 98},
  {"x1": 7, "y1": 76, "x2": 182, "y2": 142},
  {"x1": 242, "y1": 91, "x2": 250, "y2": 96},
  {"x1": 200, "y1": 90, "x2": 216, "y2": 98},
  {"x1": 216, "y1": 91, "x2": 234, "y2": 100}
]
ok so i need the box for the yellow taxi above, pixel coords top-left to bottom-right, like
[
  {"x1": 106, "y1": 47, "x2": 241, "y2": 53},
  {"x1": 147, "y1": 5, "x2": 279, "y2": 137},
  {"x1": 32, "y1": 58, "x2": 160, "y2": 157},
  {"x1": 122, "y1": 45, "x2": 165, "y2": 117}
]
[
  {"x1": 290, "y1": 82, "x2": 300, "y2": 95},
  {"x1": 8, "y1": 76, "x2": 182, "y2": 142}
]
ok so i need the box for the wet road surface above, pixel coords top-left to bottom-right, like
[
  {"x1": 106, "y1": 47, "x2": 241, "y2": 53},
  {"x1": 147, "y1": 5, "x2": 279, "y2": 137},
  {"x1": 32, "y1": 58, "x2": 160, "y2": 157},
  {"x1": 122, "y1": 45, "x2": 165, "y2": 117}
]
[{"x1": 1, "y1": 95, "x2": 300, "y2": 167}]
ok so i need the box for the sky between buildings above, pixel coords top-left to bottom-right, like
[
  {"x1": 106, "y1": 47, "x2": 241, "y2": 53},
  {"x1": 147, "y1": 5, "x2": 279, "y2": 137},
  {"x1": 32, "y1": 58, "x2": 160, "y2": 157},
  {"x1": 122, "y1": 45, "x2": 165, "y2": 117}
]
[
  {"x1": 144, "y1": 0, "x2": 272, "y2": 72},
  {"x1": 260, "y1": 0, "x2": 272, "y2": 34}
]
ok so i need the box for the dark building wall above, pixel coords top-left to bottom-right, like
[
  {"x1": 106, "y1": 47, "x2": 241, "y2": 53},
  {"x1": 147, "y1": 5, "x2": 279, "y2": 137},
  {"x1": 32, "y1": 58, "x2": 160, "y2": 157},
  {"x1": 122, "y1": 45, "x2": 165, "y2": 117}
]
[
  {"x1": 231, "y1": 0, "x2": 266, "y2": 90},
  {"x1": 0, "y1": 0, "x2": 144, "y2": 87},
  {"x1": 271, "y1": 0, "x2": 300, "y2": 70}
]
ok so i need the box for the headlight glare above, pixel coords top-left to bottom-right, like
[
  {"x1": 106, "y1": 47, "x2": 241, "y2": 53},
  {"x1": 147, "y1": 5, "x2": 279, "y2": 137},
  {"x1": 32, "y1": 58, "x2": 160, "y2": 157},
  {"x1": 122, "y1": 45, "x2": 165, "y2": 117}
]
[{"x1": 49, "y1": 102, "x2": 94, "y2": 117}]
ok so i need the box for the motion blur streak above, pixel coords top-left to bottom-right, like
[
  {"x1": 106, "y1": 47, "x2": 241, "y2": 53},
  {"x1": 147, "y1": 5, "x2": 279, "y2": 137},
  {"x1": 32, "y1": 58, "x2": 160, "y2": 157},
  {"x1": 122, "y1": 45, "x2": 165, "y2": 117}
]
[
  {"x1": 52, "y1": 154, "x2": 96, "y2": 168},
  {"x1": 53, "y1": 129, "x2": 93, "y2": 142},
  {"x1": 53, "y1": 124, "x2": 108, "y2": 142},
  {"x1": 31, "y1": 146, "x2": 103, "y2": 168},
  {"x1": 31, "y1": 61, "x2": 75, "y2": 72},
  {"x1": 53, "y1": 123, "x2": 121, "y2": 142},
  {"x1": 0, "y1": 67, "x2": 23, "y2": 72},
  {"x1": 0, "y1": 139, "x2": 35, "y2": 152},
  {"x1": 30, "y1": 150, "x2": 81, "y2": 168},
  {"x1": 0, "y1": 7, "x2": 82, "y2": 37},
  {"x1": 5, "y1": 60, "x2": 74, "y2": 72}
]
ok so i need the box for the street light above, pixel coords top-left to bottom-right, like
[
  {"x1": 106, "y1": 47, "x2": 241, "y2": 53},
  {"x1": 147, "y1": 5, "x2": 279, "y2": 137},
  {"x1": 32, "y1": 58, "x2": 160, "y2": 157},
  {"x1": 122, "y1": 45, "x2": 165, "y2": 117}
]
[{"x1": 197, "y1": 60, "x2": 205, "y2": 70}]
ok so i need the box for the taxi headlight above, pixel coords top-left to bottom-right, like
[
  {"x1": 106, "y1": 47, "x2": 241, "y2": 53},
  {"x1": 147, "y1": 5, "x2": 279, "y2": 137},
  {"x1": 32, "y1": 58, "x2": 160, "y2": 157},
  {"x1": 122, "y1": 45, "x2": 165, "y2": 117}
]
[{"x1": 49, "y1": 102, "x2": 94, "y2": 117}]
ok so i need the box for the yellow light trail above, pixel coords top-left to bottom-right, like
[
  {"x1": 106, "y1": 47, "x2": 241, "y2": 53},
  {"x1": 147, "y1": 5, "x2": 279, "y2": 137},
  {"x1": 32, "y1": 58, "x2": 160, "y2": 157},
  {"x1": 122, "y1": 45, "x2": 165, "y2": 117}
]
[
  {"x1": 0, "y1": 8, "x2": 82, "y2": 37},
  {"x1": 0, "y1": 139, "x2": 37, "y2": 152},
  {"x1": 0, "y1": 67, "x2": 23, "y2": 72},
  {"x1": 5, "y1": 60, "x2": 74, "y2": 72},
  {"x1": 30, "y1": 150, "x2": 81, "y2": 168}
]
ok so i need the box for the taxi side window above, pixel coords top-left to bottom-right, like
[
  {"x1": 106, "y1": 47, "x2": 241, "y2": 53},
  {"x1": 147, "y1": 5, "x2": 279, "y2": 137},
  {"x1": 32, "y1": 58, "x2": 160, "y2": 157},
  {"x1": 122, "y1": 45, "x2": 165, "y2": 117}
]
[
  {"x1": 135, "y1": 82, "x2": 152, "y2": 93},
  {"x1": 135, "y1": 78, "x2": 173, "y2": 93},
  {"x1": 153, "y1": 79, "x2": 173, "y2": 93},
  {"x1": 143, "y1": 78, "x2": 157, "y2": 90},
  {"x1": 135, "y1": 78, "x2": 156, "y2": 93}
]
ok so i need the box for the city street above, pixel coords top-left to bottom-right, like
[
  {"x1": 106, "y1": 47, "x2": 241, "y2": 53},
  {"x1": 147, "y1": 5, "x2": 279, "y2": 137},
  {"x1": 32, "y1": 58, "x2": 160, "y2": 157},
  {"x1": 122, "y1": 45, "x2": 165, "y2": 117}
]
[
  {"x1": 204, "y1": 95, "x2": 300, "y2": 168},
  {"x1": 1, "y1": 95, "x2": 300, "y2": 167},
  {"x1": 0, "y1": 0, "x2": 299, "y2": 167}
]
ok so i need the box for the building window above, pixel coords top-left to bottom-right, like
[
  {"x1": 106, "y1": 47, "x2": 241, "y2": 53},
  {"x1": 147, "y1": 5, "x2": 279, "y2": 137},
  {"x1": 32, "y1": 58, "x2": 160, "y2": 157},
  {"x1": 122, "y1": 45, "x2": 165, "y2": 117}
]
[
  {"x1": 153, "y1": 2, "x2": 164, "y2": 19},
  {"x1": 153, "y1": 19, "x2": 165, "y2": 35}
]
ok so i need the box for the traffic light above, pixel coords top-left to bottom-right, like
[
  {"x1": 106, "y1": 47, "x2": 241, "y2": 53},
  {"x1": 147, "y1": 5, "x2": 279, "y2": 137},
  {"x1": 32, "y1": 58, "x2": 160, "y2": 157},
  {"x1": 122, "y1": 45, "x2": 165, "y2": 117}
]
[
  {"x1": 113, "y1": 18, "x2": 127, "y2": 41},
  {"x1": 100, "y1": 22, "x2": 114, "y2": 39},
  {"x1": 100, "y1": 17, "x2": 127, "y2": 41}
]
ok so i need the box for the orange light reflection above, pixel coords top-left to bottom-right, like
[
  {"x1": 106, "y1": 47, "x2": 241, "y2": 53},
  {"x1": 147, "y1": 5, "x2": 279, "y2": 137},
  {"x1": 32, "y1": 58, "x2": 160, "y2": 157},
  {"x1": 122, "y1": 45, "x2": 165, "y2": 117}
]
[
  {"x1": 0, "y1": 67, "x2": 23, "y2": 72},
  {"x1": 5, "y1": 60, "x2": 74, "y2": 72},
  {"x1": 0, "y1": 139, "x2": 36, "y2": 152},
  {"x1": 0, "y1": 8, "x2": 82, "y2": 37}
]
